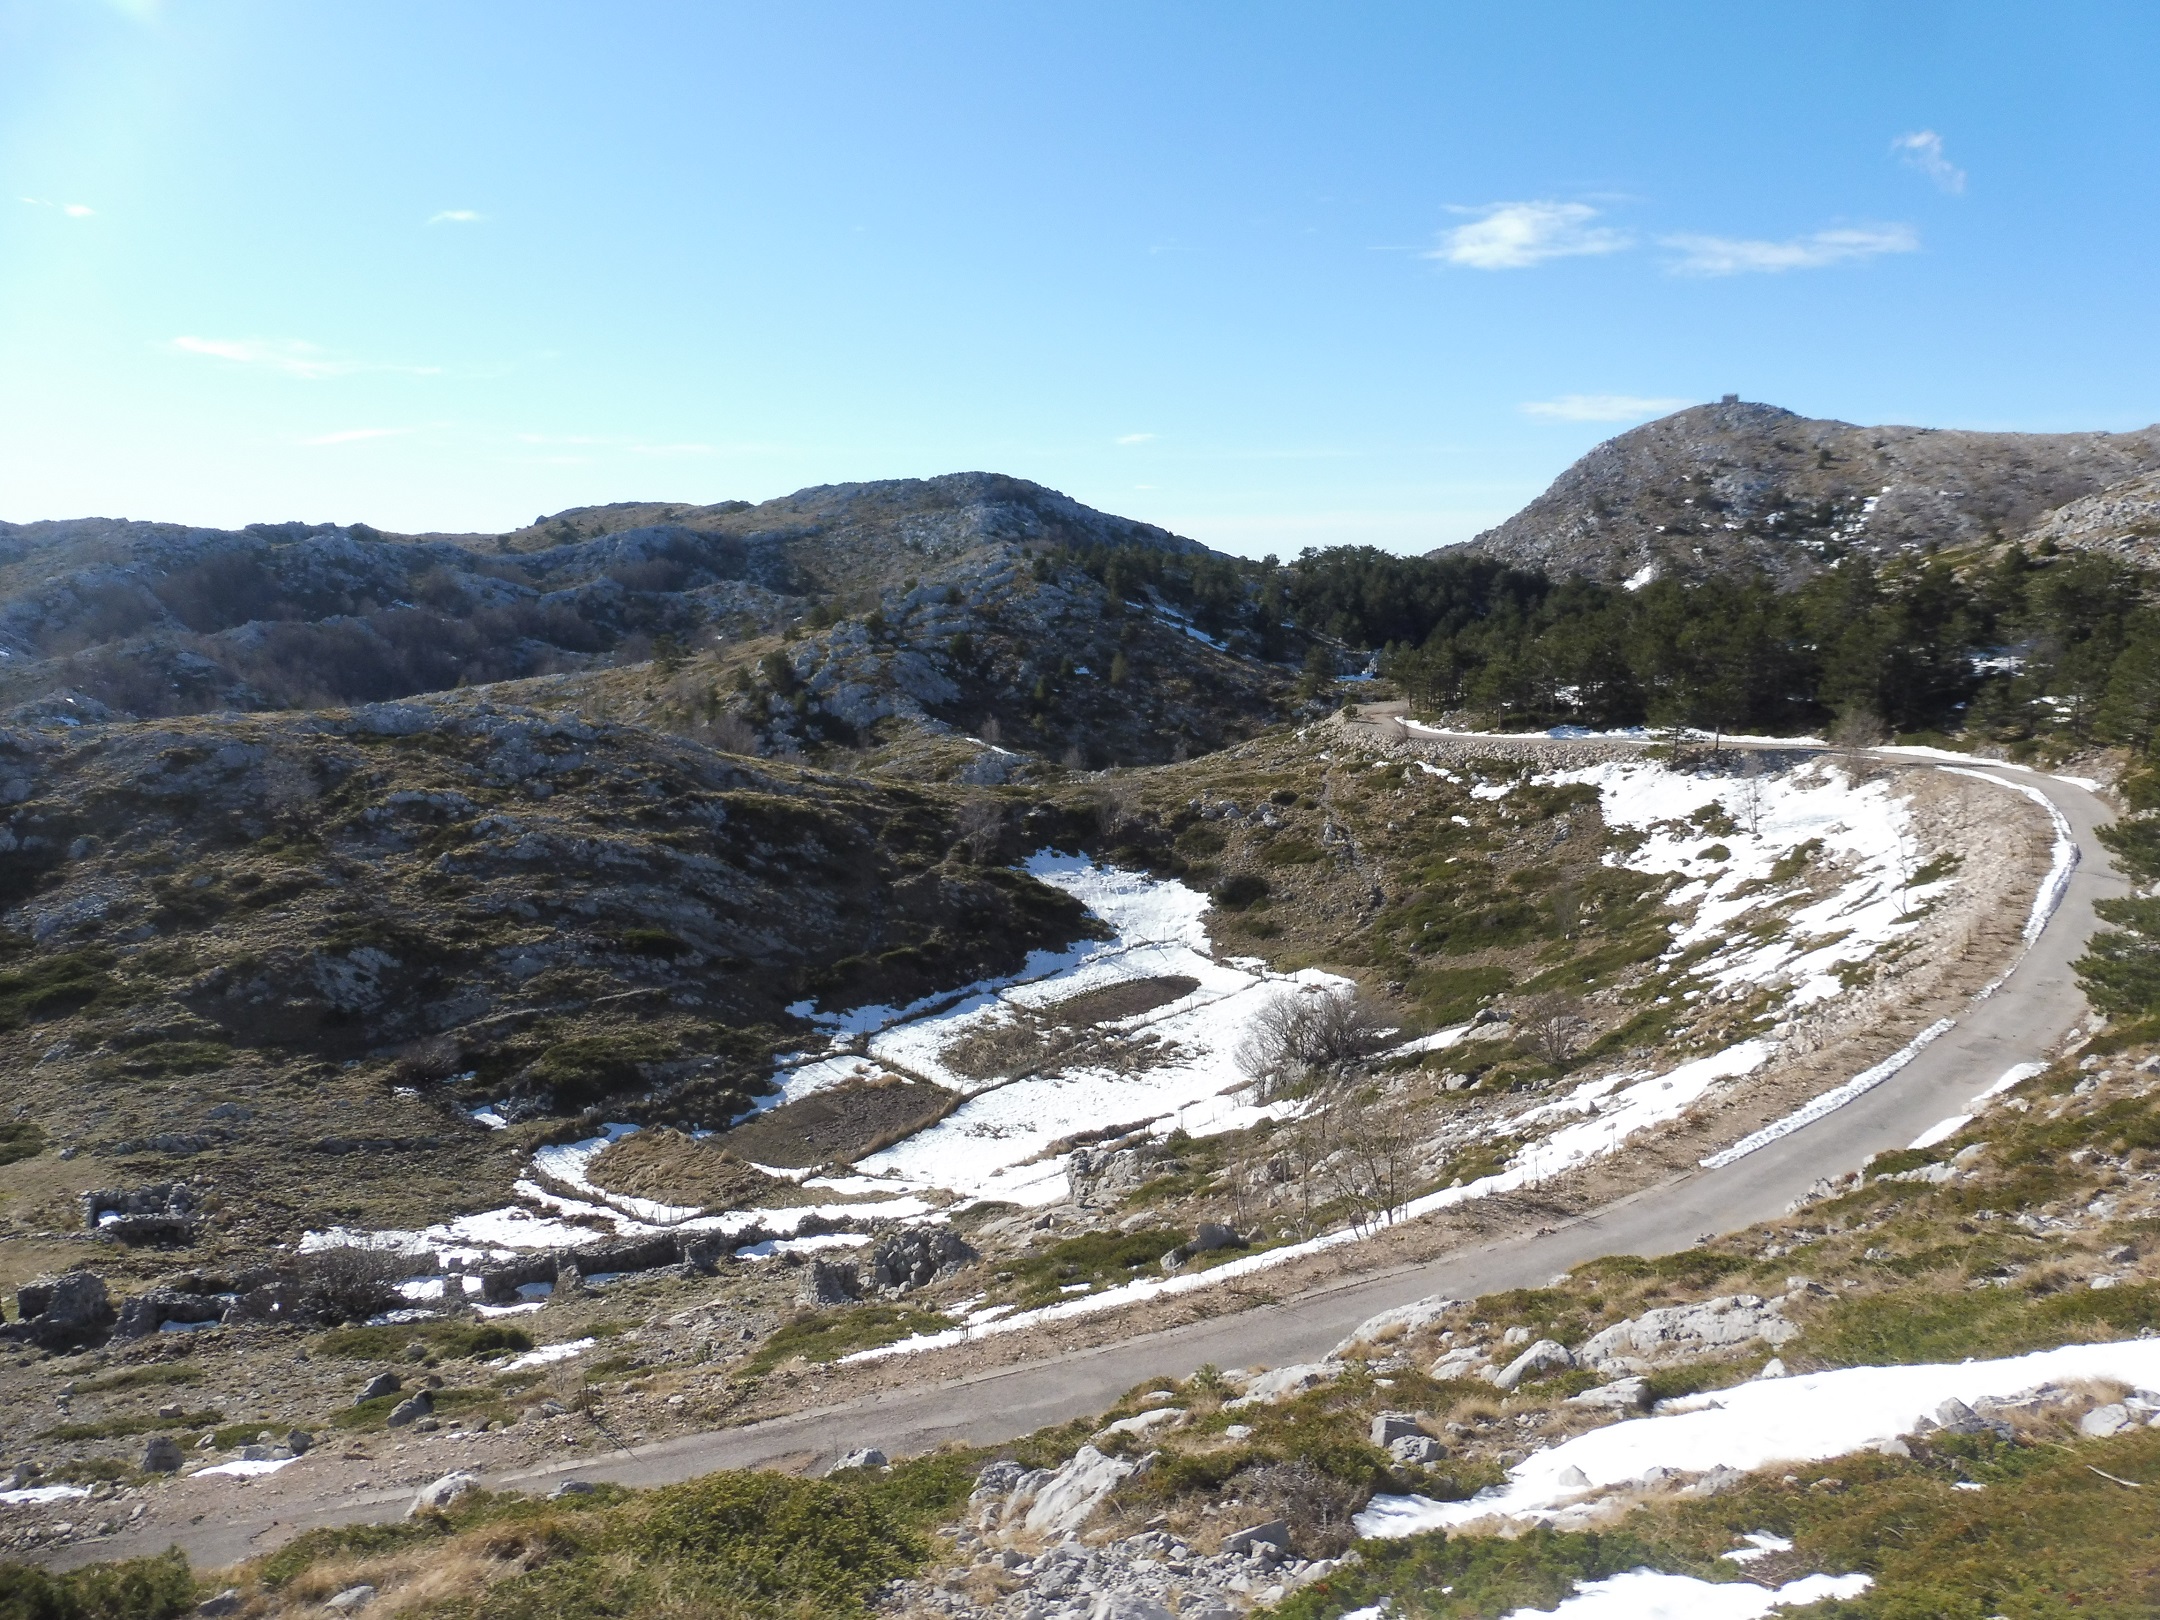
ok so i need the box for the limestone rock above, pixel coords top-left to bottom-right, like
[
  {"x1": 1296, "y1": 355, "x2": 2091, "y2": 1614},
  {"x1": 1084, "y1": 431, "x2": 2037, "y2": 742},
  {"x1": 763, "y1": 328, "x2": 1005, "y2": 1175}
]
[
  {"x1": 1578, "y1": 1295, "x2": 1796, "y2": 1365},
  {"x1": 1490, "y1": 1338, "x2": 1575, "y2": 1392}
]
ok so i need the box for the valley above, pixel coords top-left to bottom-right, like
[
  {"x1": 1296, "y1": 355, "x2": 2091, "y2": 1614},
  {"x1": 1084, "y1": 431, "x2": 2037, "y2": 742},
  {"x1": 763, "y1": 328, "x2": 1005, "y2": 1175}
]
[{"x1": 8, "y1": 405, "x2": 2160, "y2": 1619}]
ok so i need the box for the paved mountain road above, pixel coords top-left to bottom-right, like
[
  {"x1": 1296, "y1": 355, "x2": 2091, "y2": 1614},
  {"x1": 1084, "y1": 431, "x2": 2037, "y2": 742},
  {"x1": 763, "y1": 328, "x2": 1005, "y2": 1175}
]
[{"x1": 49, "y1": 754, "x2": 2123, "y2": 1573}]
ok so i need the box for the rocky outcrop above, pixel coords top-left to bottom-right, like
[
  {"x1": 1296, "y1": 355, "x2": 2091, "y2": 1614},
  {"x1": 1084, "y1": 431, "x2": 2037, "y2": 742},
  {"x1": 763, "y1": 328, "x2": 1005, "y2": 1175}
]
[
  {"x1": 1579, "y1": 1294, "x2": 1799, "y2": 1367},
  {"x1": 1455, "y1": 400, "x2": 2160, "y2": 585}
]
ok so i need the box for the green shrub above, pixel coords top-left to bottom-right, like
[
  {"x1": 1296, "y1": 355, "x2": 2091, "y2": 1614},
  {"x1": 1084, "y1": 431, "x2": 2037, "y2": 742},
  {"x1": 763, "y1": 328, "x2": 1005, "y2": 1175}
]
[
  {"x1": 0, "y1": 1118, "x2": 44, "y2": 1166},
  {"x1": 0, "y1": 948, "x2": 113, "y2": 1030},
  {"x1": 0, "y1": 1550, "x2": 196, "y2": 1620}
]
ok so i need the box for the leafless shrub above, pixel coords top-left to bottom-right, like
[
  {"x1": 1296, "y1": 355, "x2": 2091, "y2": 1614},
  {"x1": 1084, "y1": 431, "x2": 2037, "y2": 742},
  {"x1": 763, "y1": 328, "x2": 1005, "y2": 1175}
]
[
  {"x1": 293, "y1": 1245, "x2": 407, "y2": 1324},
  {"x1": 1518, "y1": 990, "x2": 1587, "y2": 1066},
  {"x1": 953, "y1": 794, "x2": 1004, "y2": 863},
  {"x1": 1211, "y1": 1460, "x2": 1364, "y2": 1558},
  {"x1": 1320, "y1": 1084, "x2": 1421, "y2": 1232},
  {"x1": 1237, "y1": 986, "x2": 1387, "y2": 1100},
  {"x1": 389, "y1": 1034, "x2": 465, "y2": 1089}
]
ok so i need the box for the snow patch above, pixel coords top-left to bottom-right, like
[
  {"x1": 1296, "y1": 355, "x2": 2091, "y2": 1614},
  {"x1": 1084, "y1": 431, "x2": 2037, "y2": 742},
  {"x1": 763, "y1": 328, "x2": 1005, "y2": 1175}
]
[{"x1": 1356, "y1": 1337, "x2": 2160, "y2": 1536}]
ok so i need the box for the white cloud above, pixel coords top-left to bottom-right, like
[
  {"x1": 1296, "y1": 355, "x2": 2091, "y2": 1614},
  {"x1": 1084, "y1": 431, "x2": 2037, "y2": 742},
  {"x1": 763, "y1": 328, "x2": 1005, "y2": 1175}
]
[
  {"x1": 1892, "y1": 130, "x2": 1965, "y2": 194},
  {"x1": 1521, "y1": 394, "x2": 1694, "y2": 423},
  {"x1": 301, "y1": 427, "x2": 412, "y2": 446},
  {"x1": 427, "y1": 209, "x2": 483, "y2": 225},
  {"x1": 170, "y1": 335, "x2": 443, "y2": 379},
  {"x1": 1659, "y1": 224, "x2": 1918, "y2": 276},
  {"x1": 1428, "y1": 201, "x2": 1630, "y2": 270},
  {"x1": 18, "y1": 197, "x2": 94, "y2": 218},
  {"x1": 1115, "y1": 433, "x2": 1157, "y2": 445}
]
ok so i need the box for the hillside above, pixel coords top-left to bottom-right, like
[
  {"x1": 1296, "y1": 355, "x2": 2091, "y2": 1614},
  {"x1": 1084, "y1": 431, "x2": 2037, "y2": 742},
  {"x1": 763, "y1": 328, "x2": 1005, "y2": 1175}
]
[{"x1": 1455, "y1": 400, "x2": 2160, "y2": 585}]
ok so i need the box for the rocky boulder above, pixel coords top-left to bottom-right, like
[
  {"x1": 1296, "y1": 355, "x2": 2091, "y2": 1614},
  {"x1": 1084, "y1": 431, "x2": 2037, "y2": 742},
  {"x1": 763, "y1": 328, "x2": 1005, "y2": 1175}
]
[
  {"x1": 1490, "y1": 1338, "x2": 1575, "y2": 1391},
  {"x1": 1159, "y1": 1223, "x2": 1244, "y2": 1272},
  {"x1": 1019, "y1": 1444, "x2": 1150, "y2": 1537},
  {"x1": 409, "y1": 1472, "x2": 479, "y2": 1517}
]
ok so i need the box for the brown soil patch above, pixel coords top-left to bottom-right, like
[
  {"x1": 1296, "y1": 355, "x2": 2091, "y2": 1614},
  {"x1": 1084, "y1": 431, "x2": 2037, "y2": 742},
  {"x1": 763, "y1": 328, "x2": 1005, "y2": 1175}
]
[
  {"x1": 712, "y1": 1076, "x2": 955, "y2": 1169},
  {"x1": 584, "y1": 1128, "x2": 809, "y2": 1212},
  {"x1": 1042, "y1": 975, "x2": 1200, "y2": 1026}
]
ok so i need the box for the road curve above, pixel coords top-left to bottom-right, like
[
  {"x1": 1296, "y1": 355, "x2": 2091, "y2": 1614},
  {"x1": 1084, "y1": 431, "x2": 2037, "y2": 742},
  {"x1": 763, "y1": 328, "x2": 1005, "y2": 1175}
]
[{"x1": 54, "y1": 754, "x2": 2124, "y2": 1572}]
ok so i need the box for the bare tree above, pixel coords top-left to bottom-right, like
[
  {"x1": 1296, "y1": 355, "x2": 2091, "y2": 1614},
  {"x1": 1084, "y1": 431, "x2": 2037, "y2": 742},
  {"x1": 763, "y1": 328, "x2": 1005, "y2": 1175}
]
[
  {"x1": 1320, "y1": 1084, "x2": 1420, "y2": 1233},
  {"x1": 1736, "y1": 753, "x2": 1767, "y2": 836},
  {"x1": 953, "y1": 794, "x2": 1004, "y2": 863}
]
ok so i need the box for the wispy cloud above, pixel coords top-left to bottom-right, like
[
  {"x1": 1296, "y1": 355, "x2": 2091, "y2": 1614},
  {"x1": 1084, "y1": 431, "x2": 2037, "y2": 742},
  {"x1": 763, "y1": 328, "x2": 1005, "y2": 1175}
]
[
  {"x1": 1115, "y1": 432, "x2": 1157, "y2": 445},
  {"x1": 427, "y1": 209, "x2": 483, "y2": 225},
  {"x1": 301, "y1": 427, "x2": 413, "y2": 446},
  {"x1": 1521, "y1": 394, "x2": 1693, "y2": 423},
  {"x1": 1428, "y1": 201, "x2": 1630, "y2": 270},
  {"x1": 1659, "y1": 224, "x2": 1918, "y2": 276},
  {"x1": 1892, "y1": 130, "x2": 1965, "y2": 194},
  {"x1": 170, "y1": 335, "x2": 443, "y2": 379},
  {"x1": 19, "y1": 196, "x2": 94, "y2": 218}
]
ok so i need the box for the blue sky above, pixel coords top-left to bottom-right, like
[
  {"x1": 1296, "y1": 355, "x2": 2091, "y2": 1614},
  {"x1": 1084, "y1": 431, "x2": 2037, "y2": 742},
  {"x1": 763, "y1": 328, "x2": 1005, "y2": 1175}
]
[{"x1": 3, "y1": 3, "x2": 2158, "y2": 554}]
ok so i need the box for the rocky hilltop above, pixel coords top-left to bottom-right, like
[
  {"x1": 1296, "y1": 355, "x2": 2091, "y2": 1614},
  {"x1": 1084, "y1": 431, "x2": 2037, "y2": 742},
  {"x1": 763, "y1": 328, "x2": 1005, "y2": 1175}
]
[
  {"x1": 0, "y1": 474, "x2": 1215, "y2": 731},
  {"x1": 1454, "y1": 400, "x2": 2160, "y2": 585}
]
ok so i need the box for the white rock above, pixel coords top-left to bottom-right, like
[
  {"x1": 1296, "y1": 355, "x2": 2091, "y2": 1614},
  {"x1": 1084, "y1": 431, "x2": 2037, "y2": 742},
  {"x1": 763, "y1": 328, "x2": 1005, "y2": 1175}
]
[
  {"x1": 1023, "y1": 1446, "x2": 1146, "y2": 1536},
  {"x1": 1579, "y1": 1295, "x2": 1796, "y2": 1364},
  {"x1": 1223, "y1": 1362, "x2": 1344, "y2": 1409},
  {"x1": 407, "y1": 1472, "x2": 478, "y2": 1518},
  {"x1": 1097, "y1": 1409, "x2": 1187, "y2": 1443},
  {"x1": 1329, "y1": 1294, "x2": 1463, "y2": 1358},
  {"x1": 2081, "y1": 1403, "x2": 2134, "y2": 1438},
  {"x1": 1490, "y1": 1339, "x2": 1575, "y2": 1391},
  {"x1": 1565, "y1": 1377, "x2": 1649, "y2": 1412}
]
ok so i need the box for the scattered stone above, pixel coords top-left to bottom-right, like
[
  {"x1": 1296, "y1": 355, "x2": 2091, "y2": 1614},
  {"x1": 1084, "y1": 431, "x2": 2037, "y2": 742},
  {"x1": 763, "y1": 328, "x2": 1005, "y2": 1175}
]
[
  {"x1": 288, "y1": 1429, "x2": 315, "y2": 1454},
  {"x1": 357, "y1": 1373, "x2": 401, "y2": 1402},
  {"x1": 386, "y1": 1391, "x2": 433, "y2": 1428},
  {"x1": 830, "y1": 1447, "x2": 889, "y2": 1473},
  {"x1": 114, "y1": 1288, "x2": 226, "y2": 1341},
  {"x1": 196, "y1": 1590, "x2": 243, "y2": 1617},
  {"x1": 1687, "y1": 1465, "x2": 1747, "y2": 1497},
  {"x1": 81, "y1": 1183, "x2": 200, "y2": 1246},
  {"x1": 1159, "y1": 1223, "x2": 1245, "y2": 1272},
  {"x1": 1430, "y1": 1345, "x2": 1490, "y2": 1381},
  {"x1": 324, "y1": 1584, "x2": 376, "y2": 1612},
  {"x1": 548, "y1": 1480, "x2": 596, "y2": 1499},
  {"x1": 140, "y1": 1436, "x2": 183, "y2": 1473},
  {"x1": 1020, "y1": 1445, "x2": 1149, "y2": 1537},
  {"x1": 1098, "y1": 1409, "x2": 1187, "y2": 1444}
]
